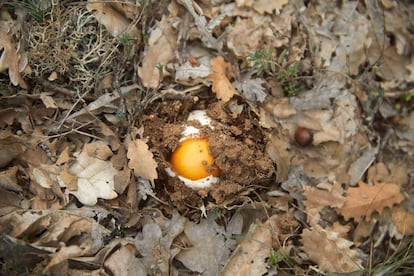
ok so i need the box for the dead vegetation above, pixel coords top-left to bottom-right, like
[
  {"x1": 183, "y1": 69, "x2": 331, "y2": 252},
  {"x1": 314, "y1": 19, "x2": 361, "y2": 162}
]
[{"x1": 0, "y1": 0, "x2": 413, "y2": 275}]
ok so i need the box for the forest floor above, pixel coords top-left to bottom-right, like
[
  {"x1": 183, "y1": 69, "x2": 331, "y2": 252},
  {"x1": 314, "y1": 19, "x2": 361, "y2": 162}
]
[{"x1": 0, "y1": 0, "x2": 413, "y2": 275}]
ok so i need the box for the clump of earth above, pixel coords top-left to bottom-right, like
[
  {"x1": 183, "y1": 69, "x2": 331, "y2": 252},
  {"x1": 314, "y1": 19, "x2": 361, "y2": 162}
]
[{"x1": 139, "y1": 92, "x2": 275, "y2": 218}]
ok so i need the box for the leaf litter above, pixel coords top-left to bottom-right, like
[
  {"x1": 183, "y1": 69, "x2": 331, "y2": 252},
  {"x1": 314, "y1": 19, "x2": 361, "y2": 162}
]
[{"x1": 0, "y1": 0, "x2": 414, "y2": 275}]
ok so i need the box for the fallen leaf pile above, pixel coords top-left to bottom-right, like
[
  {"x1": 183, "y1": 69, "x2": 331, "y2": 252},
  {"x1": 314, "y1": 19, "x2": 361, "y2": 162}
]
[{"x1": 0, "y1": 0, "x2": 413, "y2": 275}]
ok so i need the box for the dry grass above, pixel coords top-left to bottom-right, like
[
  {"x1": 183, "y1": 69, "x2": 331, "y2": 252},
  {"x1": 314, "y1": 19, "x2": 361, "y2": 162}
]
[{"x1": 25, "y1": 1, "x2": 117, "y2": 94}]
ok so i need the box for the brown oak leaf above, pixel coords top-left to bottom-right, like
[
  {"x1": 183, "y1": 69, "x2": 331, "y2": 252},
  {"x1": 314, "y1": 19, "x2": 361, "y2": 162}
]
[
  {"x1": 127, "y1": 139, "x2": 158, "y2": 185},
  {"x1": 206, "y1": 56, "x2": 237, "y2": 102},
  {"x1": 338, "y1": 180, "x2": 405, "y2": 222}
]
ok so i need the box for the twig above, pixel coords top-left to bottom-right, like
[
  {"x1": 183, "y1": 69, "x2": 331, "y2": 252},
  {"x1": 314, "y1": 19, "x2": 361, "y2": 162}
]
[
  {"x1": 34, "y1": 77, "x2": 76, "y2": 96},
  {"x1": 383, "y1": 89, "x2": 414, "y2": 99}
]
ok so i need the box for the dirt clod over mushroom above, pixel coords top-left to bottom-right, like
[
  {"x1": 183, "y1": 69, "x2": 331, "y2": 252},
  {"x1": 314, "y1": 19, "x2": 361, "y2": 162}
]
[{"x1": 139, "y1": 93, "x2": 275, "y2": 217}]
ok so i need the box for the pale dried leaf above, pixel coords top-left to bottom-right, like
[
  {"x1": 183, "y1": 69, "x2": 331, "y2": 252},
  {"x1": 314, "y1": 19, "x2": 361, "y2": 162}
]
[
  {"x1": 301, "y1": 225, "x2": 363, "y2": 273},
  {"x1": 339, "y1": 180, "x2": 405, "y2": 222},
  {"x1": 175, "y1": 61, "x2": 210, "y2": 84},
  {"x1": 226, "y1": 17, "x2": 265, "y2": 57}
]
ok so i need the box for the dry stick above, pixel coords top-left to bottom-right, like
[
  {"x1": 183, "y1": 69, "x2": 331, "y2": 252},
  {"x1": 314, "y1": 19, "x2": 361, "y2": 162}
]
[
  {"x1": 383, "y1": 90, "x2": 414, "y2": 99},
  {"x1": 56, "y1": 89, "x2": 91, "y2": 132},
  {"x1": 34, "y1": 77, "x2": 76, "y2": 96},
  {"x1": 43, "y1": 121, "x2": 95, "y2": 139}
]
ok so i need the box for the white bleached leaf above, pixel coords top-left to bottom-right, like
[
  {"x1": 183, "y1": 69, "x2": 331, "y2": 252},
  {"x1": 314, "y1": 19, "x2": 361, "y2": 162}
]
[
  {"x1": 68, "y1": 150, "x2": 118, "y2": 205},
  {"x1": 175, "y1": 61, "x2": 211, "y2": 83}
]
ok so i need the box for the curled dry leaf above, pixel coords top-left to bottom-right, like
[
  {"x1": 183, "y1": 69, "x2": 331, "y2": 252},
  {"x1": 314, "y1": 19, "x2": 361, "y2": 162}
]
[
  {"x1": 0, "y1": 166, "x2": 21, "y2": 192},
  {"x1": 43, "y1": 245, "x2": 86, "y2": 274},
  {"x1": 207, "y1": 56, "x2": 237, "y2": 102},
  {"x1": 105, "y1": 244, "x2": 147, "y2": 276},
  {"x1": 338, "y1": 180, "x2": 405, "y2": 222},
  {"x1": 127, "y1": 139, "x2": 158, "y2": 185},
  {"x1": 138, "y1": 16, "x2": 177, "y2": 88},
  {"x1": 0, "y1": 24, "x2": 28, "y2": 88}
]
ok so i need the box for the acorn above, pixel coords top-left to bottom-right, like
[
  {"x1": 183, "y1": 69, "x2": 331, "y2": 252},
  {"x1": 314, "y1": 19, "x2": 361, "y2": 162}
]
[{"x1": 294, "y1": 127, "x2": 313, "y2": 146}]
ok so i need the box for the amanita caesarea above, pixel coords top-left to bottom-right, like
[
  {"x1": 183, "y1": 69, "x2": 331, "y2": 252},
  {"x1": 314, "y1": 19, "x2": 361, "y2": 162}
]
[{"x1": 166, "y1": 110, "x2": 220, "y2": 189}]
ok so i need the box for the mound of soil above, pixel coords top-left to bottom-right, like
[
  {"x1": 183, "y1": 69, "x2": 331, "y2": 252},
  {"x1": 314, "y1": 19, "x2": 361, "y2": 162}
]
[{"x1": 139, "y1": 92, "x2": 275, "y2": 217}]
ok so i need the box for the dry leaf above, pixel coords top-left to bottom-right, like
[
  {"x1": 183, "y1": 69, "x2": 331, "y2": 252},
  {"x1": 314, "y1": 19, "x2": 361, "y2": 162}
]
[
  {"x1": 135, "y1": 211, "x2": 187, "y2": 274},
  {"x1": 84, "y1": 141, "x2": 113, "y2": 160},
  {"x1": 207, "y1": 56, "x2": 237, "y2": 102},
  {"x1": 67, "y1": 147, "x2": 118, "y2": 205},
  {"x1": 0, "y1": 166, "x2": 21, "y2": 192},
  {"x1": 138, "y1": 16, "x2": 177, "y2": 88},
  {"x1": 0, "y1": 209, "x2": 111, "y2": 258},
  {"x1": 233, "y1": 75, "x2": 267, "y2": 103},
  {"x1": 0, "y1": 24, "x2": 28, "y2": 88},
  {"x1": 236, "y1": 0, "x2": 289, "y2": 14},
  {"x1": 301, "y1": 225, "x2": 363, "y2": 273},
  {"x1": 40, "y1": 93, "x2": 58, "y2": 109},
  {"x1": 56, "y1": 146, "x2": 71, "y2": 165},
  {"x1": 86, "y1": 0, "x2": 139, "y2": 38},
  {"x1": 339, "y1": 180, "x2": 405, "y2": 222},
  {"x1": 222, "y1": 216, "x2": 277, "y2": 276},
  {"x1": 391, "y1": 206, "x2": 414, "y2": 235},
  {"x1": 177, "y1": 212, "x2": 242, "y2": 276},
  {"x1": 105, "y1": 244, "x2": 147, "y2": 276},
  {"x1": 43, "y1": 245, "x2": 85, "y2": 274},
  {"x1": 303, "y1": 182, "x2": 345, "y2": 226},
  {"x1": 59, "y1": 166, "x2": 78, "y2": 191},
  {"x1": 127, "y1": 139, "x2": 158, "y2": 185}
]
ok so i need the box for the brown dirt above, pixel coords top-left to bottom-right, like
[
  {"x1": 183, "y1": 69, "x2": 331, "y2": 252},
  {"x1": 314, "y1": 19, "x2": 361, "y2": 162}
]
[{"x1": 139, "y1": 92, "x2": 275, "y2": 218}]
